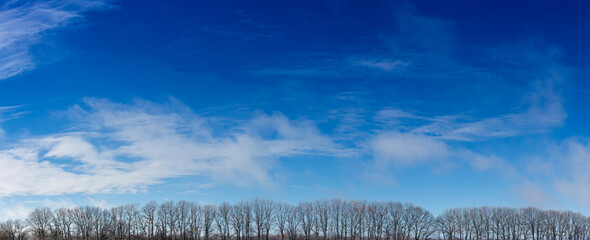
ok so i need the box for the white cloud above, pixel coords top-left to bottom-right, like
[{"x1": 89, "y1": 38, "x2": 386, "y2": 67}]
[
  {"x1": 365, "y1": 4, "x2": 569, "y2": 143},
  {"x1": 41, "y1": 197, "x2": 76, "y2": 209},
  {"x1": 367, "y1": 59, "x2": 566, "y2": 144},
  {"x1": 470, "y1": 154, "x2": 506, "y2": 172},
  {"x1": 0, "y1": 197, "x2": 79, "y2": 221},
  {"x1": 373, "y1": 71, "x2": 567, "y2": 142},
  {"x1": 370, "y1": 132, "x2": 448, "y2": 166},
  {"x1": 492, "y1": 137, "x2": 590, "y2": 209},
  {"x1": 512, "y1": 181, "x2": 559, "y2": 208},
  {"x1": 87, "y1": 197, "x2": 111, "y2": 209},
  {"x1": 1, "y1": 105, "x2": 25, "y2": 139},
  {"x1": 465, "y1": 152, "x2": 523, "y2": 182},
  {"x1": 0, "y1": 98, "x2": 343, "y2": 196},
  {"x1": 251, "y1": 67, "x2": 342, "y2": 78},
  {"x1": 552, "y1": 138, "x2": 590, "y2": 207},
  {"x1": 0, "y1": 51, "x2": 34, "y2": 79},
  {"x1": 0, "y1": 0, "x2": 108, "y2": 80},
  {"x1": 0, "y1": 201, "x2": 30, "y2": 221},
  {"x1": 368, "y1": 130, "x2": 520, "y2": 178},
  {"x1": 356, "y1": 59, "x2": 409, "y2": 72}
]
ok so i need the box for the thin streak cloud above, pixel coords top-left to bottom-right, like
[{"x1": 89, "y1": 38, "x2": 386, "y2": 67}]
[{"x1": 0, "y1": 0, "x2": 108, "y2": 80}]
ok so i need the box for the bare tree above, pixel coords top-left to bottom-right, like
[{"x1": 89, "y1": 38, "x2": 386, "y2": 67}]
[
  {"x1": 203, "y1": 205, "x2": 216, "y2": 240},
  {"x1": 1, "y1": 219, "x2": 27, "y2": 240},
  {"x1": 261, "y1": 199, "x2": 274, "y2": 240},
  {"x1": 52, "y1": 208, "x2": 73, "y2": 240},
  {"x1": 254, "y1": 199, "x2": 264, "y2": 240},
  {"x1": 314, "y1": 200, "x2": 329, "y2": 240},
  {"x1": 9, "y1": 198, "x2": 590, "y2": 240},
  {"x1": 27, "y1": 207, "x2": 54, "y2": 240},
  {"x1": 340, "y1": 201, "x2": 351, "y2": 240},
  {"x1": 71, "y1": 206, "x2": 95, "y2": 240},
  {"x1": 327, "y1": 199, "x2": 342, "y2": 240},
  {"x1": 436, "y1": 209, "x2": 455, "y2": 240},
  {"x1": 94, "y1": 208, "x2": 111, "y2": 240},
  {"x1": 523, "y1": 207, "x2": 542, "y2": 240},
  {"x1": 231, "y1": 202, "x2": 245, "y2": 240},
  {"x1": 143, "y1": 201, "x2": 158, "y2": 240},
  {"x1": 286, "y1": 204, "x2": 300, "y2": 240},
  {"x1": 404, "y1": 204, "x2": 434, "y2": 240},
  {"x1": 157, "y1": 201, "x2": 179, "y2": 239},
  {"x1": 217, "y1": 202, "x2": 231, "y2": 240},
  {"x1": 298, "y1": 202, "x2": 314, "y2": 240},
  {"x1": 188, "y1": 202, "x2": 203, "y2": 240},
  {"x1": 275, "y1": 202, "x2": 290, "y2": 240},
  {"x1": 177, "y1": 201, "x2": 191, "y2": 240},
  {"x1": 241, "y1": 201, "x2": 253, "y2": 240}
]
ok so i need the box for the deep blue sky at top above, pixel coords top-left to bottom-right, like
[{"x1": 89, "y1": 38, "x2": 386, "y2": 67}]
[
  {"x1": 0, "y1": 0, "x2": 589, "y2": 218},
  {"x1": 3, "y1": 0, "x2": 588, "y2": 113}
]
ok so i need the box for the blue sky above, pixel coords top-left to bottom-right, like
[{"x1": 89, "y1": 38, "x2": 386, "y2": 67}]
[{"x1": 0, "y1": 0, "x2": 589, "y2": 219}]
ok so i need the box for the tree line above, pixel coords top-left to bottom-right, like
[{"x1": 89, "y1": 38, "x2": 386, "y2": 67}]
[{"x1": 1, "y1": 199, "x2": 589, "y2": 240}]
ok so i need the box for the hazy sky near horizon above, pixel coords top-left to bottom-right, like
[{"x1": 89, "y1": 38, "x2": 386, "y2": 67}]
[{"x1": 1, "y1": 0, "x2": 589, "y2": 219}]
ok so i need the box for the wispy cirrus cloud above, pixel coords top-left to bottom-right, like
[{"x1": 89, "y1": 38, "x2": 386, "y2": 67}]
[
  {"x1": 0, "y1": 105, "x2": 26, "y2": 139},
  {"x1": 0, "y1": 0, "x2": 109, "y2": 80},
  {"x1": 368, "y1": 130, "x2": 518, "y2": 176},
  {"x1": 359, "y1": 39, "x2": 569, "y2": 207},
  {"x1": 248, "y1": 53, "x2": 414, "y2": 79},
  {"x1": 371, "y1": 132, "x2": 448, "y2": 166},
  {"x1": 546, "y1": 138, "x2": 590, "y2": 208},
  {"x1": 0, "y1": 199, "x2": 30, "y2": 220},
  {"x1": 365, "y1": 67, "x2": 566, "y2": 185},
  {"x1": 355, "y1": 59, "x2": 409, "y2": 72},
  {"x1": 512, "y1": 181, "x2": 560, "y2": 208},
  {"x1": 0, "y1": 98, "x2": 344, "y2": 196},
  {"x1": 369, "y1": 57, "x2": 567, "y2": 142},
  {"x1": 366, "y1": 128, "x2": 565, "y2": 208},
  {"x1": 250, "y1": 67, "x2": 343, "y2": 78}
]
